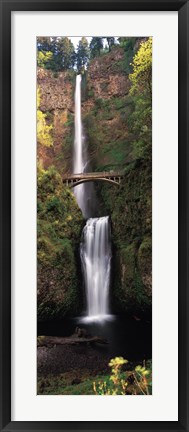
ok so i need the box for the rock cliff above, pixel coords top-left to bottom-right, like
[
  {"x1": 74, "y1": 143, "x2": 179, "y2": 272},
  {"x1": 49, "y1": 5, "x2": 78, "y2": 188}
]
[{"x1": 37, "y1": 68, "x2": 75, "y2": 173}]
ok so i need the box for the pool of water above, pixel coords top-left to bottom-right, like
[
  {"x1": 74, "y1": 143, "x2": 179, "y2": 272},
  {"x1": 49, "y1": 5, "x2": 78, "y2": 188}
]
[{"x1": 38, "y1": 314, "x2": 152, "y2": 362}]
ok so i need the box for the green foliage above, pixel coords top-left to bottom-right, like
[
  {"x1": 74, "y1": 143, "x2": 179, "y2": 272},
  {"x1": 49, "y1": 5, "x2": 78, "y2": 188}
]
[
  {"x1": 93, "y1": 357, "x2": 152, "y2": 395},
  {"x1": 37, "y1": 166, "x2": 84, "y2": 320},
  {"x1": 37, "y1": 37, "x2": 53, "y2": 52},
  {"x1": 89, "y1": 37, "x2": 104, "y2": 59},
  {"x1": 129, "y1": 96, "x2": 151, "y2": 159},
  {"x1": 37, "y1": 88, "x2": 53, "y2": 147},
  {"x1": 36, "y1": 36, "x2": 150, "y2": 76},
  {"x1": 37, "y1": 36, "x2": 117, "y2": 72},
  {"x1": 118, "y1": 37, "x2": 137, "y2": 74},
  {"x1": 37, "y1": 50, "x2": 54, "y2": 69},
  {"x1": 61, "y1": 113, "x2": 74, "y2": 165},
  {"x1": 106, "y1": 37, "x2": 116, "y2": 52},
  {"x1": 128, "y1": 37, "x2": 152, "y2": 159},
  {"x1": 55, "y1": 37, "x2": 76, "y2": 71},
  {"x1": 37, "y1": 166, "x2": 83, "y2": 245},
  {"x1": 95, "y1": 97, "x2": 107, "y2": 109},
  {"x1": 112, "y1": 241, "x2": 150, "y2": 315},
  {"x1": 129, "y1": 37, "x2": 152, "y2": 97},
  {"x1": 87, "y1": 89, "x2": 94, "y2": 98},
  {"x1": 76, "y1": 37, "x2": 89, "y2": 72},
  {"x1": 37, "y1": 36, "x2": 75, "y2": 72},
  {"x1": 38, "y1": 374, "x2": 96, "y2": 395},
  {"x1": 134, "y1": 364, "x2": 152, "y2": 395},
  {"x1": 38, "y1": 360, "x2": 152, "y2": 395}
]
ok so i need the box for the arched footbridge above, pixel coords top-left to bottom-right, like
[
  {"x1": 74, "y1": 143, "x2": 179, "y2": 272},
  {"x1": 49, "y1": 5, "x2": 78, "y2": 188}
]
[{"x1": 63, "y1": 172, "x2": 124, "y2": 187}]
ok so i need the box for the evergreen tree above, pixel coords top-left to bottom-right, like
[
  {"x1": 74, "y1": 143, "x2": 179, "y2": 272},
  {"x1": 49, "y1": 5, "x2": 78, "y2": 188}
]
[
  {"x1": 37, "y1": 37, "x2": 52, "y2": 52},
  {"x1": 55, "y1": 37, "x2": 76, "y2": 70},
  {"x1": 106, "y1": 37, "x2": 116, "y2": 51},
  {"x1": 76, "y1": 37, "x2": 89, "y2": 72},
  {"x1": 37, "y1": 37, "x2": 76, "y2": 71},
  {"x1": 89, "y1": 37, "x2": 104, "y2": 58},
  {"x1": 118, "y1": 37, "x2": 137, "y2": 74}
]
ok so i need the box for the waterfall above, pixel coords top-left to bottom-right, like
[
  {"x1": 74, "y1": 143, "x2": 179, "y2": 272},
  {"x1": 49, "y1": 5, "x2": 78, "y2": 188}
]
[
  {"x1": 73, "y1": 74, "x2": 96, "y2": 218},
  {"x1": 73, "y1": 75, "x2": 85, "y2": 214},
  {"x1": 80, "y1": 217, "x2": 112, "y2": 321},
  {"x1": 73, "y1": 75, "x2": 112, "y2": 322}
]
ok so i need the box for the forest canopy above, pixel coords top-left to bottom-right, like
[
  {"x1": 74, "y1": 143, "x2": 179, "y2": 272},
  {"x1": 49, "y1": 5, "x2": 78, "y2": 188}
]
[{"x1": 38, "y1": 36, "x2": 120, "y2": 72}]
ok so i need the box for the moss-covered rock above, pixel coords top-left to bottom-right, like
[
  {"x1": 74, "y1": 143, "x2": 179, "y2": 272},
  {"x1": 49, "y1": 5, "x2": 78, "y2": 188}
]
[
  {"x1": 37, "y1": 166, "x2": 84, "y2": 321},
  {"x1": 109, "y1": 160, "x2": 151, "y2": 316},
  {"x1": 113, "y1": 242, "x2": 151, "y2": 316},
  {"x1": 138, "y1": 236, "x2": 152, "y2": 298}
]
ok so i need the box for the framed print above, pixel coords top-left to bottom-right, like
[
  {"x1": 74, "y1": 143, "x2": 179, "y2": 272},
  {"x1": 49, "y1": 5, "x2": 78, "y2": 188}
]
[{"x1": 0, "y1": 0, "x2": 189, "y2": 431}]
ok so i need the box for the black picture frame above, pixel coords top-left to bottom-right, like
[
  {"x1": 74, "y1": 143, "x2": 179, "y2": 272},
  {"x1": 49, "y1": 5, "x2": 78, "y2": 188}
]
[{"x1": 0, "y1": 0, "x2": 188, "y2": 431}]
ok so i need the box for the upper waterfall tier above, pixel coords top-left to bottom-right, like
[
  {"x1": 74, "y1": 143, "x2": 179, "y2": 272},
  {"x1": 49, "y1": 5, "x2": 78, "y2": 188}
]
[{"x1": 73, "y1": 74, "x2": 97, "y2": 218}]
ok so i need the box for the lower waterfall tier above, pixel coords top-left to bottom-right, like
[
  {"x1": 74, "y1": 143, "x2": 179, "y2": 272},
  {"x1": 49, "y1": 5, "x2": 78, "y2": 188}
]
[{"x1": 80, "y1": 216, "x2": 112, "y2": 320}]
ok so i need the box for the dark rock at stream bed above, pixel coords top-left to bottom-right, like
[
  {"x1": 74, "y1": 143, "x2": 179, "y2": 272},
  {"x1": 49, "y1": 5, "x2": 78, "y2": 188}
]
[{"x1": 37, "y1": 344, "x2": 111, "y2": 376}]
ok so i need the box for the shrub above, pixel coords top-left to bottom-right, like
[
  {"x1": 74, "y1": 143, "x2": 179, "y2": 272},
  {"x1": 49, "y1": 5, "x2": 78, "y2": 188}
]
[{"x1": 93, "y1": 357, "x2": 152, "y2": 395}]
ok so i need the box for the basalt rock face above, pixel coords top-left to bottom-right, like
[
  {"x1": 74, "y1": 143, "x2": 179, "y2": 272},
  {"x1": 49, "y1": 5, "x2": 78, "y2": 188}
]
[
  {"x1": 82, "y1": 48, "x2": 133, "y2": 173},
  {"x1": 38, "y1": 68, "x2": 73, "y2": 111},
  {"x1": 86, "y1": 47, "x2": 130, "y2": 99},
  {"x1": 37, "y1": 68, "x2": 75, "y2": 173}
]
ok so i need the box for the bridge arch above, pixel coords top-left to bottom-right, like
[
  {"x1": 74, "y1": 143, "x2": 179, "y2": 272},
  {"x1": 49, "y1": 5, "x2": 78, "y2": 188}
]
[
  {"x1": 62, "y1": 171, "x2": 124, "y2": 188},
  {"x1": 70, "y1": 177, "x2": 121, "y2": 187}
]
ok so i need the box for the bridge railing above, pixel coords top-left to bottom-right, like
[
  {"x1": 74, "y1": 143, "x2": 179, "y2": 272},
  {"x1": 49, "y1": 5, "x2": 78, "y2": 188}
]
[{"x1": 62, "y1": 172, "x2": 124, "y2": 180}]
